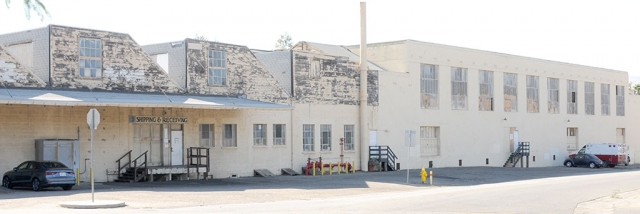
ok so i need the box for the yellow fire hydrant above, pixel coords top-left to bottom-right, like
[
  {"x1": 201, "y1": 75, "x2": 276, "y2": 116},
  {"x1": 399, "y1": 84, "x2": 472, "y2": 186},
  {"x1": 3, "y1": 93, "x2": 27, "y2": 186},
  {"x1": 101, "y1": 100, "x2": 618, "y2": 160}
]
[{"x1": 420, "y1": 167, "x2": 427, "y2": 183}]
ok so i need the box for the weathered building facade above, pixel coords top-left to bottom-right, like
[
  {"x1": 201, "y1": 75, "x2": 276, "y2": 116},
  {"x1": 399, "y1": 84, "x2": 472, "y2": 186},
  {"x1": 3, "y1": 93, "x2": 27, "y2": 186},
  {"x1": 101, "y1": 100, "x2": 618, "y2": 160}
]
[{"x1": 0, "y1": 25, "x2": 637, "y2": 185}]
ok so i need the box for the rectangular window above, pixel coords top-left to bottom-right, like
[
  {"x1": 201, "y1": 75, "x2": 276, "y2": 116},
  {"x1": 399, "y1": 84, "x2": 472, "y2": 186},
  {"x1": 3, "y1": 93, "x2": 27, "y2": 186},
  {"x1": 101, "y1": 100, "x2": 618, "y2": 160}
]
[
  {"x1": 320, "y1": 125, "x2": 332, "y2": 151},
  {"x1": 601, "y1": 84, "x2": 610, "y2": 116},
  {"x1": 504, "y1": 73, "x2": 517, "y2": 112},
  {"x1": 616, "y1": 85, "x2": 625, "y2": 116},
  {"x1": 420, "y1": 64, "x2": 439, "y2": 109},
  {"x1": 344, "y1": 125, "x2": 355, "y2": 151},
  {"x1": 222, "y1": 124, "x2": 236, "y2": 147},
  {"x1": 208, "y1": 50, "x2": 226, "y2": 85},
  {"x1": 567, "y1": 127, "x2": 578, "y2": 151},
  {"x1": 310, "y1": 60, "x2": 321, "y2": 78},
  {"x1": 478, "y1": 70, "x2": 493, "y2": 111},
  {"x1": 253, "y1": 124, "x2": 267, "y2": 146},
  {"x1": 451, "y1": 67, "x2": 467, "y2": 110},
  {"x1": 273, "y1": 124, "x2": 286, "y2": 146},
  {"x1": 548, "y1": 78, "x2": 560, "y2": 114},
  {"x1": 303, "y1": 125, "x2": 314, "y2": 152},
  {"x1": 78, "y1": 38, "x2": 102, "y2": 78},
  {"x1": 567, "y1": 80, "x2": 578, "y2": 114},
  {"x1": 584, "y1": 82, "x2": 595, "y2": 115},
  {"x1": 526, "y1": 75, "x2": 539, "y2": 113},
  {"x1": 199, "y1": 124, "x2": 214, "y2": 147},
  {"x1": 420, "y1": 126, "x2": 440, "y2": 156}
]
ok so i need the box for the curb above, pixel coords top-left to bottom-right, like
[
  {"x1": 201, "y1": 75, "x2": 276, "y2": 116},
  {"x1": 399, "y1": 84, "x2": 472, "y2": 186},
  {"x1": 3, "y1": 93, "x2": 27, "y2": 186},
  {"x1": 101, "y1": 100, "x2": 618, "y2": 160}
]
[{"x1": 59, "y1": 200, "x2": 126, "y2": 209}]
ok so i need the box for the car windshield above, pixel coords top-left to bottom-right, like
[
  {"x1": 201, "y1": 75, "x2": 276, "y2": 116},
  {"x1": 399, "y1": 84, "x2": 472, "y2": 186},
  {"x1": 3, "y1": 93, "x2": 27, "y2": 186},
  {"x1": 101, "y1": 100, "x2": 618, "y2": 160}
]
[{"x1": 41, "y1": 162, "x2": 67, "y2": 168}]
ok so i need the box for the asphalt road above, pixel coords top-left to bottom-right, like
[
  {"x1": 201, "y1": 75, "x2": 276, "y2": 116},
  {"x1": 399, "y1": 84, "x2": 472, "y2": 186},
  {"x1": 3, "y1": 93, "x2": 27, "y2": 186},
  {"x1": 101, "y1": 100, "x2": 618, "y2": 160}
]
[{"x1": 1, "y1": 165, "x2": 639, "y2": 213}]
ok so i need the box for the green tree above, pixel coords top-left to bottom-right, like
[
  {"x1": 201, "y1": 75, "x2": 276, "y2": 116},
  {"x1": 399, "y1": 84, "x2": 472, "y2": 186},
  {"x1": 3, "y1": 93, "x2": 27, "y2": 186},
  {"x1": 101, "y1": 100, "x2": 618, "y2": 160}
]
[
  {"x1": 633, "y1": 83, "x2": 640, "y2": 95},
  {"x1": 194, "y1": 34, "x2": 208, "y2": 41},
  {"x1": 275, "y1": 32, "x2": 293, "y2": 50},
  {"x1": 4, "y1": 0, "x2": 50, "y2": 21}
]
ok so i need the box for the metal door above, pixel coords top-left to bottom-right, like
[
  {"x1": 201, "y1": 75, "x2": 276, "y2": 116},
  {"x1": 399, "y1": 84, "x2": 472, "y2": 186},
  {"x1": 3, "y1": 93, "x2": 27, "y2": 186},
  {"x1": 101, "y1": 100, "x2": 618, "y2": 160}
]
[
  {"x1": 57, "y1": 141, "x2": 73, "y2": 168},
  {"x1": 42, "y1": 141, "x2": 56, "y2": 161},
  {"x1": 171, "y1": 131, "x2": 183, "y2": 166}
]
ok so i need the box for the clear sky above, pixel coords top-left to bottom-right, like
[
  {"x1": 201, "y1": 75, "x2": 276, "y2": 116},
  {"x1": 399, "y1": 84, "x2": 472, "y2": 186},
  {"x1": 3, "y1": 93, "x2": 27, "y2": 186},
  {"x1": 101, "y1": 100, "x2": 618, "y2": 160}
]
[{"x1": 2, "y1": 0, "x2": 639, "y2": 82}]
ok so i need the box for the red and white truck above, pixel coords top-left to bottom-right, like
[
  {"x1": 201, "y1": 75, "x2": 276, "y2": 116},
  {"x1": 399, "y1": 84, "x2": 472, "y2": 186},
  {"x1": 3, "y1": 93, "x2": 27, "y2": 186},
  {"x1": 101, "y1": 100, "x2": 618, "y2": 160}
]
[{"x1": 570, "y1": 143, "x2": 630, "y2": 167}]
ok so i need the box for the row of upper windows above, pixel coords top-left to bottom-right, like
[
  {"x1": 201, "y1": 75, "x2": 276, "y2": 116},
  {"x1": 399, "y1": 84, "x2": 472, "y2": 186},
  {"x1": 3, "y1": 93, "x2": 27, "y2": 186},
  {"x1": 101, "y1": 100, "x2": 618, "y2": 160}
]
[
  {"x1": 77, "y1": 38, "x2": 227, "y2": 86},
  {"x1": 420, "y1": 64, "x2": 625, "y2": 116}
]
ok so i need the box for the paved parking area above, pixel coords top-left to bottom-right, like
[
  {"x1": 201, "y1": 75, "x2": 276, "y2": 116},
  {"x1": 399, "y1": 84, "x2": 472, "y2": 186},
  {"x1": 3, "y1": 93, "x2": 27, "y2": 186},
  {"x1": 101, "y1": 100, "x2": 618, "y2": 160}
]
[{"x1": 1, "y1": 165, "x2": 639, "y2": 211}]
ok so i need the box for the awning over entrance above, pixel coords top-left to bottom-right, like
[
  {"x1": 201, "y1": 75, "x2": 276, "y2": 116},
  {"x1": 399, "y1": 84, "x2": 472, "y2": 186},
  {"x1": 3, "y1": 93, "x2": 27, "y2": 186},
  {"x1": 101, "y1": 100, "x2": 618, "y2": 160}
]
[{"x1": 0, "y1": 88, "x2": 292, "y2": 110}]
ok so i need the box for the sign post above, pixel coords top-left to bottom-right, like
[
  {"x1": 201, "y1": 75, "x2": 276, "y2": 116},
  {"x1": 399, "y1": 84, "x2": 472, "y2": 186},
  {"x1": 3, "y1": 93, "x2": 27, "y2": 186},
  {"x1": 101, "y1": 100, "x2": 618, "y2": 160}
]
[
  {"x1": 87, "y1": 108, "x2": 100, "y2": 203},
  {"x1": 404, "y1": 130, "x2": 416, "y2": 184}
]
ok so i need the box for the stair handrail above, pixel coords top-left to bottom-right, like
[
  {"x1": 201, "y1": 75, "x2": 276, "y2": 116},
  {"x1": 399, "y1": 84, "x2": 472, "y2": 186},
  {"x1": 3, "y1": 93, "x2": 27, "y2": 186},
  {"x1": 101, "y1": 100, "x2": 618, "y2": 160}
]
[
  {"x1": 132, "y1": 151, "x2": 148, "y2": 182},
  {"x1": 115, "y1": 150, "x2": 132, "y2": 174},
  {"x1": 386, "y1": 146, "x2": 397, "y2": 170}
]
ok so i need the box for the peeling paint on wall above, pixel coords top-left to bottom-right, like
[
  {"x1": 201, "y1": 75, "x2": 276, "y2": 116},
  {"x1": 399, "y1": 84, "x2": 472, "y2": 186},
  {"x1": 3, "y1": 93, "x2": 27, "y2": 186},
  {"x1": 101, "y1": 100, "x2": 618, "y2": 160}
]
[
  {"x1": 0, "y1": 45, "x2": 45, "y2": 87},
  {"x1": 293, "y1": 51, "x2": 379, "y2": 106},
  {"x1": 185, "y1": 39, "x2": 290, "y2": 104},
  {"x1": 49, "y1": 25, "x2": 184, "y2": 93}
]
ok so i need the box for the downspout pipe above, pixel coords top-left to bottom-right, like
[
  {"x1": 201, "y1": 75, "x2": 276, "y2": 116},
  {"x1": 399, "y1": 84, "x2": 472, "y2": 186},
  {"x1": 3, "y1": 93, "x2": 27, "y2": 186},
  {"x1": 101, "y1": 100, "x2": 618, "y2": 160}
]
[{"x1": 359, "y1": 2, "x2": 369, "y2": 171}]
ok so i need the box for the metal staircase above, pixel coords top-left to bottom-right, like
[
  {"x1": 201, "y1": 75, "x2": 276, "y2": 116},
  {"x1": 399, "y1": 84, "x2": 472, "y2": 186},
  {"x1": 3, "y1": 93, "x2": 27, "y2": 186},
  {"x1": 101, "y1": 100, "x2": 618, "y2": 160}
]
[
  {"x1": 114, "y1": 150, "x2": 148, "y2": 182},
  {"x1": 503, "y1": 142, "x2": 530, "y2": 168},
  {"x1": 369, "y1": 146, "x2": 398, "y2": 171}
]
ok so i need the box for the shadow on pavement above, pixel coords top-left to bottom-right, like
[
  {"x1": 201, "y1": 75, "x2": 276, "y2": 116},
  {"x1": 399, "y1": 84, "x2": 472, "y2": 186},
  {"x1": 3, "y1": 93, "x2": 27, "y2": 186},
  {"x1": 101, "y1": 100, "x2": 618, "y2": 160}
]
[{"x1": 1, "y1": 164, "x2": 639, "y2": 200}]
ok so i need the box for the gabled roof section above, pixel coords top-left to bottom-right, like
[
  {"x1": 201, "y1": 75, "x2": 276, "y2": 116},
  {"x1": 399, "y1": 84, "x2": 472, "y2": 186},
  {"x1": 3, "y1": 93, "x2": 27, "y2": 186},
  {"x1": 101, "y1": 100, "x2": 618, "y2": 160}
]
[
  {"x1": 293, "y1": 41, "x2": 387, "y2": 71},
  {"x1": 254, "y1": 50, "x2": 292, "y2": 95},
  {"x1": 0, "y1": 44, "x2": 46, "y2": 88}
]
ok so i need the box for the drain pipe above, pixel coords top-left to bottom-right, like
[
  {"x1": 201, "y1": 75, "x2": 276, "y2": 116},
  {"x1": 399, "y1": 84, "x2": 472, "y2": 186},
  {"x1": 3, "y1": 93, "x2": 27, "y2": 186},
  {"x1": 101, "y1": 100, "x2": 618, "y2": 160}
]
[{"x1": 359, "y1": 2, "x2": 369, "y2": 171}]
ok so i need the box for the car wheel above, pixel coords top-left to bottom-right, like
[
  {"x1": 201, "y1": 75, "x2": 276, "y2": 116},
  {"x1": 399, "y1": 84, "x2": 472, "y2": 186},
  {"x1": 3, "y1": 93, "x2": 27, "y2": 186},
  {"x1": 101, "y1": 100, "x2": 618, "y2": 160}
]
[
  {"x1": 62, "y1": 185, "x2": 72, "y2": 191},
  {"x1": 589, "y1": 162, "x2": 596, "y2": 169},
  {"x1": 602, "y1": 161, "x2": 608, "y2": 168},
  {"x1": 625, "y1": 157, "x2": 630, "y2": 166},
  {"x1": 2, "y1": 177, "x2": 12, "y2": 189},
  {"x1": 32, "y1": 178, "x2": 41, "y2": 191},
  {"x1": 564, "y1": 161, "x2": 573, "y2": 167}
]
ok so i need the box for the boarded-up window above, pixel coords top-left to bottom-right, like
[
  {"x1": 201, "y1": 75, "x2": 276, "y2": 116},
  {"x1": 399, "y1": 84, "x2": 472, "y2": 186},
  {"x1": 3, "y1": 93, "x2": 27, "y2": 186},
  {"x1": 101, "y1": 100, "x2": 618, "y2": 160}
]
[
  {"x1": 616, "y1": 85, "x2": 625, "y2": 116},
  {"x1": 310, "y1": 60, "x2": 321, "y2": 78},
  {"x1": 199, "y1": 124, "x2": 214, "y2": 147},
  {"x1": 567, "y1": 80, "x2": 578, "y2": 114},
  {"x1": 478, "y1": 70, "x2": 493, "y2": 111},
  {"x1": 601, "y1": 84, "x2": 610, "y2": 116},
  {"x1": 451, "y1": 67, "x2": 467, "y2": 110},
  {"x1": 548, "y1": 78, "x2": 560, "y2": 114},
  {"x1": 584, "y1": 82, "x2": 595, "y2": 115},
  {"x1": 504, "y1": 73, "x2": 517, "y2": 112},
  {"x1": 567, "y1": 127, "x2": 578, "y2": 151},
  {"x1": 526, "y1": 75, "x2": 539, "y2": 113},
  {"x1": 6, "y1": 42, "x2": 33, "y2": 70},
  {"x1": 420, "y1": 126, "x2": 439, "y2": 156},
  {"x1": 420, "y1": 64, "x2": 439, "y2": 109}
]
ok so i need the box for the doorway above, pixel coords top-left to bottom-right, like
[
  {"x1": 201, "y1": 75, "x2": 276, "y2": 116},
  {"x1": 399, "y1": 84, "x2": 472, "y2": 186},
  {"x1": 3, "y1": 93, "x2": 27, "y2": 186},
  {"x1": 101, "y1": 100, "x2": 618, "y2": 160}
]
[
  {"x1": 171, "y1": 131, "x2": 183, "y2": 166},
  {"x1": 507, "y1": 127, "x2": 517, "y2": 153},
  {"x1": 133, "y1": 124, "x2": 162, "y2": 166}
]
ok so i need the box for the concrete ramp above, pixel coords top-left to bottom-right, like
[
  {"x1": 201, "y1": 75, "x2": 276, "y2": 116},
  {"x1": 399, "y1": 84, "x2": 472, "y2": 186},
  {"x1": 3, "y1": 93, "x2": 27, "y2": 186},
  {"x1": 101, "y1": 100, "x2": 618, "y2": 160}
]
[
  {"x1": 281, "y1": 168, "x2": 299, "y2": 176},
  {"x1": 254, "y1": 169, "x2": 275, "y2": 177}
]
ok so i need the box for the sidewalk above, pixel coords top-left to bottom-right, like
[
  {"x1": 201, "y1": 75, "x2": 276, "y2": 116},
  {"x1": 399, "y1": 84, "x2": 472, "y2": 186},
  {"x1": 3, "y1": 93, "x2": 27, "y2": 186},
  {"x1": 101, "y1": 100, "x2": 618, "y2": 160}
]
[{"x1": 574, "y1": 188, "x2": 640, "y2": 214}]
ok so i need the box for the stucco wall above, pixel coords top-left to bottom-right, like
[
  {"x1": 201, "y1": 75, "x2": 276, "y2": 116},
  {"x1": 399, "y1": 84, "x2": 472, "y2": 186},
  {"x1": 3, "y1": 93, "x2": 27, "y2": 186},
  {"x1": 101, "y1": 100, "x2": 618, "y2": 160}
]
[
  {"x1": 369, "y1": 40, "x2": 636, "y2": 169},
  {"x1": 0, "y1": 105, "x2": 292, "y2": 182},
  {"x1": 185, "y1": 39, "x2": 289, "y2": 104},
  {"x1": 49, "y1": 25, "x2": 183, "y2": 93},
  {"x1": 0, "y1": 45, "x2": 45, "y2": 87}
]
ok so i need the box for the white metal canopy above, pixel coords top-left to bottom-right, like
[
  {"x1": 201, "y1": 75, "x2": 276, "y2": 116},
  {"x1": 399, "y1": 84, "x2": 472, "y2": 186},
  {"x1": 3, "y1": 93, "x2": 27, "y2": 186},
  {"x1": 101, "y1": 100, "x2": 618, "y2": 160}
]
[{"x1": 0, "y1": 88, "x2": 292, "y2": 110}]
